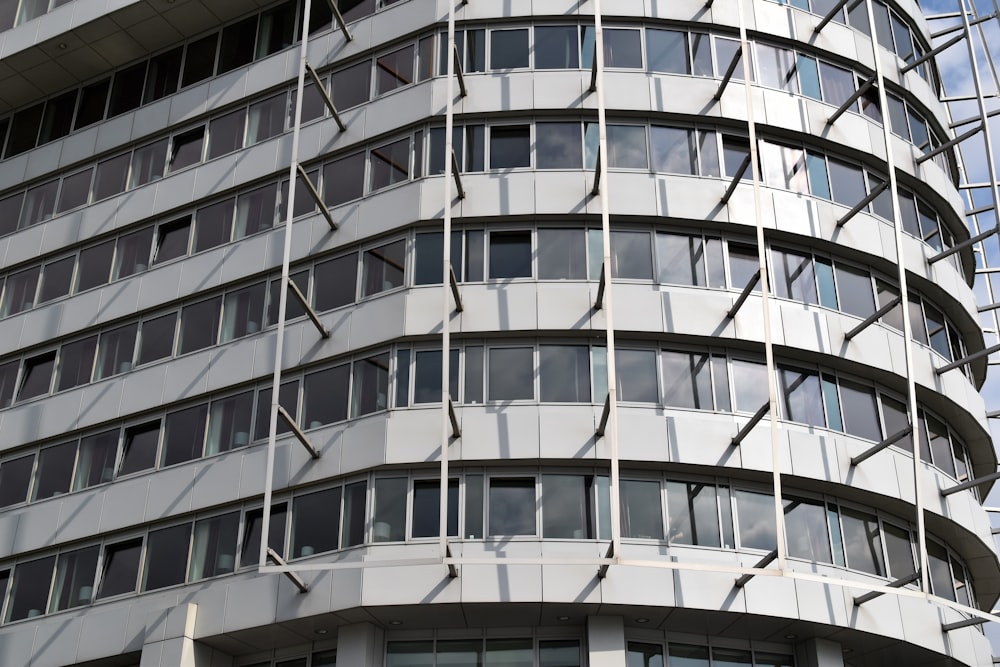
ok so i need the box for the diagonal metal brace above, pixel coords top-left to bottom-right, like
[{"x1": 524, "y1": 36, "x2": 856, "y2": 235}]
[
  {"x1": 900, "y1": 33, "x2": 963, "y2": 74},
  {"x1": 324, "y1": 0, "x2": 353, "y2": 41},
  {"x1": 591, "y1": 148, "x2": 602, "y2": 196},
  {"x1": 594, "y1": 263, "x2": 606, "y2": 310},
  {"x1": 597, "y1": 541, "x2": 615, "y2": 579},
  {"x1": 915, "y1": 124, "x2": 982, "y2": 165},
  {"x1": 596, "y1": 392, "x2": 611, "y2": 437},
  {"x1": 935, "y1": 341, "x2": 1000, "y2": 375},
  {"x1": 288, "y1": 278, "x2": 330, "y2": 339},
  {"x1": 277, "y1": 405, "x2": 321, "y2": 459},
  {"x1": 453, "y1": 44, "x2": 467, "y2": 97},
  {"x1": 734, "y1": 549, "x2": 778, "y2": 587},
  {"x1": 714, "y1": 46, "x2": 743, "y2": 101},
  {"x1": 828, "y1": 73, "x2": 877, "y2": 125},
  {"x1": 449, "y1": 266, "x2": 464, "y2": 312},
  {"x1": 451, "y1": 149, "x2": 465, "y2": 199},
  {"x1": 813, "y1": 0, "x2": 862, "y2": 32},
  {"x1": 721, "y1": 154, "x2": 752, "y2": 204},
  {"x1": 445, "y1": 543, "x2": 459, "y2": 578},
  {"x1": 448, "y1": 398, "x2": 461, "y2": 437},
  {"x1": 730, "y1": 401, "x2": 770, "y2": 446},
  {"x1": 836, "y1": 181, "x2": 889, "y2": 227},
  {"x1": 853, "y1": 570, "x2": 921, "y2": 605},
  {"x1": 942, "y1": 617, "x2": 989, "y2": 632},
  {"x1": 727, "y1": 269, "x2": 761, "y2": 318},
  {"x1": 296, "y1": 164, "x2": 338, "y2": 230},
  {"x1": 844, "y1": 296, "x2": 900, "y2": 341},
  {"x1": 928, "y1": 226, "x2": 997, "y2": 264},
  {"x1": 305, "y1": 63, "x2": 346, "y2": 131},
  {"x1": 850, "y1": 425, "x2": 912, "y2": 466},
  {"x1": 941, "y1": 470, "x2": 1000, "y2": 496},
  {"x1": 267, "y1": 548, "x2": 309, "y2": 593}
]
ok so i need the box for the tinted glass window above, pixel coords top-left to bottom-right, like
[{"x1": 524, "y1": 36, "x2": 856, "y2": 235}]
[
  {"x1": 206, "y1": 391, "x2": 254, "y2": 455},
  {"x1": 490, "y1": 126, "x2": 530, "y2": 169},
  {"x1": 119, "y1": 421, "x2": 160, "y2": 476},
  {"x1": 143, "y1": 523, "x2": 192, "y2": 590},
  {"x1": 75, "y1": 79, "x2": 110, "y2": 130},
  {"x1": 488, "y1": 347, "x2": 534, "y2": 401},
  {"x1": 647, "y1": 28, "x2": 688, "y2": 74},
  {"x1": 34, "y1": 441, "x2": 76, "y2": 500},
  {"x1": 7, "y1": 557, "x2": 55, "y2": 621},
  {"x1": 235, "y1": 183, "x2": 278, "y2": 238},
  {"x1": 539, "y1": 345, "x2": 590, "y2": 402},
  {"x1": 50, "y1": 546, "x2": 99, "y2": 611},
  {"x1": 94, "y1": 154, "x2": 130, "y2": 201},
  {"x1": 247, "y1": 94, "x2": 286, "y2": 145},
  {"x1": 108, "y1": 63, "x2": 147, "y2": 117},
  {"x1": 538, "y1": 228, "x2": 586, "y2": 279},
  {"x1": 616, "y1": 349, "x2": 657, "y2": 402},
  {"x1": 0, "y1": 455, "x2": 34, "y2": 508},
  {"x1": 218, "y1": 16, "x2": 258, "y2": 73},
  {"x1": 491, "y1": 29, "x2": 528, "y2": 69},
  {"x1": 74, "y1": 430, "x2": 118, "y2": 491},
  {"x1": 97, "y1": 539, "x2": 142, "y2": 599},
  {"x1": 370, "y1": 138, "x2": 411, "y2": 191},
  {"x1": 137, "y1": 313, "x2": 177, "y2": 365},
  {"x1": 323, "y1": 152, "x2": 366, "y2": 206},
  {"x1": 56, "y1": 336, "x2": 97, "y2": 392},
  {"x1": 178, "y1": 297, "x2": 221, "y2": 354},
  {"x1": 535, "y1": 26, "x2": 579, "y2": 69},
  {"x1": 18, "y1": 352, "x2": 55, "y2": 401},
  {"x1": 162, "y1": 404, "x2": 208, "y2": 467},
  {"x1": 57, "y1": 168, "x2": 93, "y2": 213},
  {"x1": 330, "y1": 61, "x2": 371, "y2": 110},
  {"x1": 376, "y1": 45, "x2": 415, "y2": 96},
  {"x1": 194, "y1": 199, "x2": 235, "y2": 252},
  {"x1": 620, "y1": 479, "x2": 663, "y2": 539},
  {"x1": 489, "y1": 478, "x2": 536, "y2": 535},
  {"x1": 412, "y1": 479, "x2": 459, "y2": 538},
  {"x1": 362, "y1": 240, "x2": 406, "y2": 296},
  {"x1": 536, "y1": 122, "x2": 581, "y2": 169},
  {"x1": 489, "y1": 231, "x2": 532, "y2": 279},
  {"x1": 314, "y1": 253, "x2": 358, "y2": 309}
]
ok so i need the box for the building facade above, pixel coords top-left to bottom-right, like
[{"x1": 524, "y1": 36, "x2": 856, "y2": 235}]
[{"x1": 0, "y1": 0, "x2": 997, "y2": 665}]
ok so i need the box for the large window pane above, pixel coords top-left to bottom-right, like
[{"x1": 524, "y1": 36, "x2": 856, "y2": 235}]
[
  {"x1": 168, "y1": 127, "x2": 204, "y2": 172},
  {"x1": 352, "y1": 353, "x2": 390, "y2": 417},
  {"x1": 18, "y1": 351, "x2": 55, "y2": 402},
  {"x1": 330, "y1": 61, "x2": 371, "y2": 110},
  {"x1": 735, "y1": 488, "x2": 776, "y2": 550},
  {"x1": 373, "y1": 478, "x2": 407, "y2": 542},
  {"x1": 34, "y1": 441, "x2": 76, "y2": 500},
  {"x1": 536, "y1": 26, "x2": 579, "y2": 69},
  {"x1": 293, "y1": 487, "x2": 342, "y2": 558},
  {"x1": 543, "y1": 475, "x2": 594, "y2": 538},
  {"x1": 489, "y1": 231, "x2": 532, "y2": 279},
  {"x1": 413, "y1": 349, "x2": 459, "y2": 404},
  {"x1": 137, "y1": 313, "x2": 177, "y2": 365},
  {"x1": 840, "y1": 507, "x2": 884, "y2": 575},
  {"x1": 113, "y1": 228, "x2": 153, "y2": 280},
  {"x1": 38, "y1": 257, "x2": 76, "y2": 305},
  {"x1": 491, "y1": 28, "x2": 528, "y2": 68},
  {"x1": 489, "y1": 478, "x2": 536, "y2": 536},
  {"x1": 536, "y1": 122, "x2": 582, "y2": 169},
  {"x1": 1, "y1": 266, "x2": 39, "y2": 317},
  {"x1": 839, "y1": 379, "x2": 881, "y2": 441},
  {"x1": 218, "y1": 16, "x2": 258, "y2": 73},
  {"x1": 7, "y1": 557, "x2": 55, "y2": 621},
  {"x1": 129, "y1": 140, "x2": 168, "y2": 188},
  {"x1": 97, "y1": 539, "x2": 142, "y2": 599},
  {"x1": 362, "y1": 240, "x2": 405, "y2": 297},
  {"x1": 56, "y1": 336, "x2": 97, "y2": 391},
  {"x1": 74, "y1": 430, "x2": 118, "y2": 490},
  {"x1": 0, "y1": 455, "x2": 34, "y2": 508},
  {"x1": 241, "y1": 503, "x2": 287, "y2": 564},
  {"x1": 50, "y1": 546, "x2": 99, "y2": 611},
  {"x1": 779, "y1": 366, "x2": 824, "y2": 427},
  {"x1": 610, "y1": 231, "x2": 652, "y2": 280},
  {"x1": 254, "y1": 380, "x2": 300, "y2": 440},
  {"x1": 57, "y1": 168, "x2": 92, "y2": 213},
  {"x1": 303, "y1": 366, "x2": 349, "y2": 428},
  {"x1": 206, "y1": 391, "x2": 254, "y2": 455},
  {"x1": 189, "y1": 512, "x2": 239, "y2": 581},
  {"x1": 651, "y1": 126, "x2": 695, "y2": 175},
  {"x1": 647, "y1": 28, "x2": 688, "y2": 74},
  {"x1": 94, "y1": 323, "x2": 137, "y2": 381},
  {"x1": 208, "y1": 109, "x2": 246, "y2": 160},
  {"x1": 343, "y1": 480, "x2": 367, "y2": 547},
  {"x1": 143, "y1": 523, "x2": 192, "y2": 590},
  {"x1": 323, "y1": 152, "x2": 366, "y2": 207},
  {"x1": 783, "y1": 497, "x2": 832, "y2": 562},
  {"x1": 667, "y1": 481, "x2": 721, "y2": 547},
  {"x1": 883, "y1": 522, "x2": 914, "y2": 578},
  {"x1": 616, "y1": 349, "x2": 658, "y2": 403},
  {"x1": 178, "y1": 296, "x2": 221, "y2": 354},
  {"x1": 539, "y1": 345, "x2": 590, "y2": 402},
  {"x1": 661, "y1": 350, "x2": 712, "y2": 410},
  {"x1": 620, "y1": 479, "x2": 663, "y2": 539},
  {"x1": 732, "y1": 358, "x2": 769, "y2": 413},
  {"x1": 490, "y1": 125, "x2": 530, "y2": 169},
  {"x1": 314, "y1": 253, "x2": 357, "y2": 310},
  {"x1": 247, "y1": 94, "x2": 286, "y2": 145},
  {"x1": 162, "y1": 404, "x2": 207, "y2": 467},
  {"x1": 77, "y1": 241, "x2": 115, "y2": 292},
  {"x1": 412, "y1": 479, "x2": 459, "y2": 538},
  {"x1": 220, "y1": 283, "x2": 265, "y2": 342},
  {"x1": 370, "y1": 137, "x2": 411, "y2": 192},
  {"x1": 118, "y1": 421, "x2": 160, "y2": 476},
  {"x1": 488, "y1": 347, "x2": 533, "y2": 401},
  {"x1": 376, "y1": 45, "x2": 415, "y2": 96}
]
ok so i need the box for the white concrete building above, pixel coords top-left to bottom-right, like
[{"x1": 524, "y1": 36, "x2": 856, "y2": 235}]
[{"x1": 0, "y1": 0, "x2": 997, "y2": 665}]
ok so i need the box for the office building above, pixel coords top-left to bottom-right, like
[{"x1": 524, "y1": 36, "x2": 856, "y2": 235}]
[{"x1": 0, "y1": 0, "x2": 997, "y2": 665}]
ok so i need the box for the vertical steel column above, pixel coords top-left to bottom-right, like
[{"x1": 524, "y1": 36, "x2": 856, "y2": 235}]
[
  {"x1": 440, "y1": 0, "x2": 459, "y2": 563},
  {"x1": 592, "y1": 0, "x2": 622, "y2": 562},
  {"x1": 734, "y1": 0, "x2": 786, "y2": 569},
  {"x1": 864, "y1": 0, "x2": 928, "y2": 595},
  {"x1": 260, "y1": 0, "x2": 313, "y2": 570}
]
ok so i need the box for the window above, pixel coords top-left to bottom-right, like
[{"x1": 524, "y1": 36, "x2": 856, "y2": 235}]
[
  {"x1": 610, "y1": 230, "x2": 653, "y2": 279},
  {"x1": 143, "y1": 523, "x2": 192, "y2": 591},
  {"x1": 108, "y1": 63, "x2": 147, "y2": 117},
  {"x1": 361, "y1": 240, "x2": 406, "y2": 297},
  {"x1": 620, "y1": 479, "x2": 663, "y2": 539},
  {"x1": 2, "y1": 267, "x2": 40, "y2": 318},
  {"x1": 0, "y1": 455, "x2": 34, "y2": 508},
  {"x1": 20, "y1": 180, "x2": 58, "y2": 227},
  {"x1": 194, "y1": 199, "x2": 236, "y2": 252},
  {"x1": 343, "y1": 481, "x2": 367, "y2": 547},
  {"x1": 0, "y1": 192, "x2": 24, "y2": 236},
  {"x1": 208, "y1": 109, "x2": 246, "y2": 160},
  {"x1": 74, "y1": 430, "x2": 117, "y2": 491},
  {"x1": 489, "y1": 231, "x2": 531, "y2": 279},
  {"x1": 247, "y1": 94, "x2": 286, "y2": 146},
  {"x1": 651, "y1": 126, "x2": 696, "y2": 175},
  {"x1": 599, "y1": 124, "x2": 649, "y2": 169},
  {"x1": 779, "y1": 366, "x2": 825, "y2": 427},
  {"x1": 50, "y1": 546, "x2": 99, "y2": 612},
  {"x1": 373, "y1": 478, "x2": 407, "y2": 542},
  {"x1": 413, "y1": 349, "x2": 459, "y2": 403},
  {"x1": 118, "y1": 421, "x2": 161, "y2": 476},
  {"x1": 370, "y1": 137, "x2": 411, "y2": 192},
  {"x1": 883, "y1": 522, "x2": 915, "y2": 578},
  {"x1": 7, "y1": 557, "x2": 55, "y2": 621},
  {"x1": 154, "y1": 217, "x2": 192, "y2": 264},
  {"x1": 218, "y1": 16, "x2": 258, "y2": 73},
  {"x1": 206, "y1": 391, "x2": 254, "y2": 455},
  {"x1": 490, "y1": 125, "x2": 530, "y2": 169},
  {"x1": 76, "y1": 241, "x2": 115, "y2": 292},
  {"x1": 56, "y1": 336, "x2": 97, "y2": 392},
  {"x1": 254, "y1": 380, "x2": 300, "y2": 440},
  {"x1": 241, "y1": 503, "x2": 287, "y2": 565},
  {"x1": 828, "y1": 159, "x2": 866, "y2": 207},
  {"x1": 4, "y1": 105, "x2": 43, "y2": 158},
  {"x1": 34, "y1": 442, "x2": 76, "y2": 501},
  {"x1": 162, "y1": 405, "x2": 208, "y2": 467},
  {"x1": 537, "y1": 228, "x2": 586, "y2": 280},
  {"x1": 376, "y1": 45, "x2": 415, "y2": 96},
  {"x1": 265, "y1": 271, "x2": 309, "y2": 327},
  {"x1": 543, "y1": 475, "x2": 596, "y2": 539},
  {"x1": 628, "y1": 643, "x2": 663, "y2": 667},
  {"x1": 330, "y1": 61, "x2": 371, "y2": 110},
  {"x1": 178, "y1": 296, "x2": 222, "y2": 354},
  {"x1": 137, "y1": 313, "x2": 177, "y2": 365},
  {"x1": 757, "y1": 45, "x2": 798, "y2": 93},
  {"x1": 314, "y1": 253, "x2": 358, "y2": 310},
  {"x1": 292, "y1": 487, "x2": 341, "y2": 558},
  {"x1": 536, "y1": 122, "x2": 582, "y2": 169},
  {"x1": 840, "y1": 507, "x2": 884, "y2": 575},
  {"x1": 129, "y1": 140, "x2": 168, "y2": 189},
  {"x1": 75, "y1": 79, "x2": 110, "y2": 130},
  {"x1": 113, "y1": 228, "x2": 153, "y2": 280},
  {"x1": 734, "y1": 489, "x2": 776, "y2": 550},
  {"x1": 488, "y1": 347, "x2": 534, "y2": 401},
  {"x1": 535, "y1": 26, "x2": 579, "y2": 69},
  {"x1": 783, "y1": 497, "x2": 831, "y2": 562},
  {"x1": 144, "y1": 47, "x2": 182, "y2": 103},
  {"x1": 588, "y1": 27, "x2": 642, "y2": 68},
  {"x1": 280, "y1": 169, "x2": 319, "y2": 220},
  {"x1": 323, "y1": 152, "x2": 366, "y2": 207},
  {"x1": 491, "y1": 29, "x2": 529, "y2": 69},
  {"x1": 97, "y1": 539, "x2": 142, "y2": 599},
  {"x1": 189, "y1": 512, "x2": 239, "y2": 580},
  {"x1": 489, "y1": 478, "x2": 536, "y2": 536},
  {"x1": 257, "y1": 2, "x2": 296, "y2": 58},
  {"x1": 927, "y1": 540, "x2": 955, "y2": 601},
  {"x1": 57, "y1": 168, "x2": 92, "y2": 213},
  {"x1": 220, "y1": 282, "x2": 266, "y2": 342},
  {"x1": 94, "y1": 324, "x2": 137, "y2": 380},
  {"x1": 839, "y1": 379, "x2": 881, "y2": 441},
  {"x1": 731, "y1": 358, "x2": 768, "y2": 413},
  {"x1": 539, "y1": 345, "x2": 590, "y2": 402},
  {"x1": 661, "y1": 350, "x2": 713, "y2": 410},
  {"x1": 38, "y1": 256, "x2": 74, "y2": 304},
  {"x1": 18, "y1": 351, "x2": 56, "y2": 402},
  {"x1": 169, "y1": 127, "x2": 205, "y2": 172},
  {"x1": 235, "y1": 183, "x2": 278, "y2": 239},
  {"x1": 412, "y1": 479, "x2": 459, "y2": 538},
  {"x1": 352, "y1": 353, "x2": 390, "y2": 417},
  {"x1": 647, "y1": 29, "x2": 689, "y2": 74},
  {"x1": 616, "y1": 349, "x2": 658, "y2": 403},
  {"x1": 0, "y1": 361, "x2": 16, "y2": 409}
]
